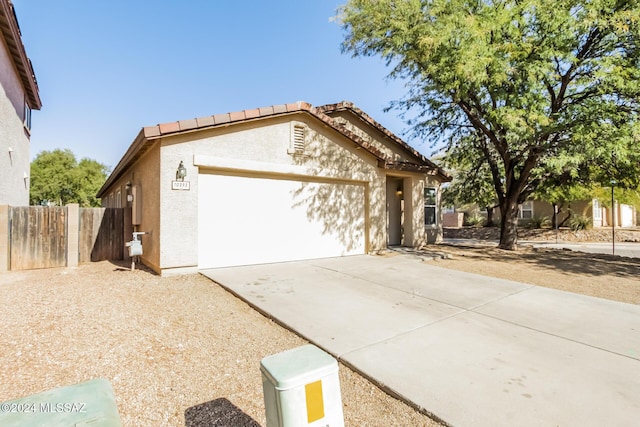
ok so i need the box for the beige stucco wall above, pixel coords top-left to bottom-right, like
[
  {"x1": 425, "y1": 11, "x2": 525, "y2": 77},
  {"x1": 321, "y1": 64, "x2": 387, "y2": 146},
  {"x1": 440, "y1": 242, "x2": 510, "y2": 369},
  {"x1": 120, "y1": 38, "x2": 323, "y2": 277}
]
[
  {"x1": 104, "y1": 111, "x2": 444, "y2": 274},
  {"x1": 328, "y1": 110, "x2": 400, "y2": 160},
  {"x1": 103, "y1": 143, "x2": 161, "y2": 271},
  {"x1": 157, "y1": 114, "x2": 386, "y2": 273},
  {"x1": 0, "y1": 34, "x2": 30, "y2": 206},
  {"x1": 331, "y1": 109, "x2": 443, "y2": 244}
]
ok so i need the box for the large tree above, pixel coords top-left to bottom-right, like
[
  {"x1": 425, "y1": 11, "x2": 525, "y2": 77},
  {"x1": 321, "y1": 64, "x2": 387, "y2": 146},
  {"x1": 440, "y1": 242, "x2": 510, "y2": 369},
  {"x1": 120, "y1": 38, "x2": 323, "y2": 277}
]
[
  {"x1": 340, "y1": 0, "x2": 640, "y2": 249},
  {"x1": 441, "y1": 134, "x2": 499, "y2": 226},
  {"x1": 30, "y1": 149, "x2": 109, "y2": 207}
]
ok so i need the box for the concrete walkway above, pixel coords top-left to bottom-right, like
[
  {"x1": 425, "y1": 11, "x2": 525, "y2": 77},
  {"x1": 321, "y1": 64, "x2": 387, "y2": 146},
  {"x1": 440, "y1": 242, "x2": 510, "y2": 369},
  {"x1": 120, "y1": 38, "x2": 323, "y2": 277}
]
[{"x1": 200, "y1": 255, "x2": 640, "y2": 427}]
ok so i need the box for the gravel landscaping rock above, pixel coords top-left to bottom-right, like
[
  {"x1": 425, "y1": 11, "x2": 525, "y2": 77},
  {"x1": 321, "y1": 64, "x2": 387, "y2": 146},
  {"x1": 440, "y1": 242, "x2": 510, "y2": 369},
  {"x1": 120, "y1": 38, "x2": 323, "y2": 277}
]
[{"x1": 0, "y1": 261, "x2": 443, "y2": 426}]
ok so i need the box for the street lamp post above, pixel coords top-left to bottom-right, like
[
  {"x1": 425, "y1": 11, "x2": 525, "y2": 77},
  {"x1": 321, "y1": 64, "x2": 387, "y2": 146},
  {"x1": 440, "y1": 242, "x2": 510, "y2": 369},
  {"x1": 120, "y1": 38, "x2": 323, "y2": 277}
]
[{"x1": 611, "y1": 179, "x2": 616, "y2": 256}]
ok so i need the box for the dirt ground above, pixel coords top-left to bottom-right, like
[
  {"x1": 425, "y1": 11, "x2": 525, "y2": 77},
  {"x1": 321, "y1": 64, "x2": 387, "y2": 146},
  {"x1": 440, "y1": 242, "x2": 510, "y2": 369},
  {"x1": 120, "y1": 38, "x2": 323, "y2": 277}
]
[
  {"x1": 429, "y1": 243, "x2": 640, "y2": 305},
  {"x1": 0, "y1": 261, "x2": 443, "y2": 427},
  {"x1": 1, "y1": 245, "x2": 637, "y2": 426}
]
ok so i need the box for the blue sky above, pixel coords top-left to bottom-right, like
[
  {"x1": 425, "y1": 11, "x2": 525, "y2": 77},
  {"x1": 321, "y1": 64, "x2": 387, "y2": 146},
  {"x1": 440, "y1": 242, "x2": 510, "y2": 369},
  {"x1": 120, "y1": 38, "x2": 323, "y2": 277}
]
[{"x1": 13, "y1": 0, "x2": 423, "y2": 170}]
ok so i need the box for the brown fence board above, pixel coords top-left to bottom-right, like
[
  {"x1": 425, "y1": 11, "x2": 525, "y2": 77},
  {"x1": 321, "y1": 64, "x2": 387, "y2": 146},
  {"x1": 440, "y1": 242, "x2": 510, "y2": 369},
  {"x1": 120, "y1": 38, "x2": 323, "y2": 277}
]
[
  {"x1": 7, "y1": 206, "x2": 125, "y2": 271},
  {"x1": 79, "y1": 208, "x2": 124, "y2": 262},
  {"x1": 10, "y1": 206, "x2": 67, "y2": 270}
]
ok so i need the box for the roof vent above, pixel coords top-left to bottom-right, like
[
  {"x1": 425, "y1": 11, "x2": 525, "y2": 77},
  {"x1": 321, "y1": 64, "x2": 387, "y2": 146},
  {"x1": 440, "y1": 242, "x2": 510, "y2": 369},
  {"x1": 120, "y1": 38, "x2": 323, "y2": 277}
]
[{"x1": 288, "y1": 123, "x2": 306, "y2": 155}]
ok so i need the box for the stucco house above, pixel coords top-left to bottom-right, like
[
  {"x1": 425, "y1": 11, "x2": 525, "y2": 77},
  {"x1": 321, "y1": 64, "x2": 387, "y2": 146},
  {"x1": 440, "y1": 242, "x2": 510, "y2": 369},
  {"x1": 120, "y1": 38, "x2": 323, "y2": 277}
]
[
  {"x1": 447, "y1": 198, "x2": 637, "y2": 228},
  {"x1": 97, "y1": 101, "x2": 450, "y2": 275},
  {"x1": 0, "y1": 0, "x2": 41, "y2": 206},
  {"x1": 521, "y1": 199, "x2": 637, "y2": 228}
]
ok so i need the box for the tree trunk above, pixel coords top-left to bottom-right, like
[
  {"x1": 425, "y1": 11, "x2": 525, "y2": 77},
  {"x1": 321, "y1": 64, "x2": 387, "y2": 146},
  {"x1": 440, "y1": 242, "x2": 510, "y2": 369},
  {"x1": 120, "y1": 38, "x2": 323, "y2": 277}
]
[
  {"x1": 498, "y1": 199, "x2": 520, "y2": 250},
  {"x1": 485, "y1": 207, "x2": 495, "y2": 227}
]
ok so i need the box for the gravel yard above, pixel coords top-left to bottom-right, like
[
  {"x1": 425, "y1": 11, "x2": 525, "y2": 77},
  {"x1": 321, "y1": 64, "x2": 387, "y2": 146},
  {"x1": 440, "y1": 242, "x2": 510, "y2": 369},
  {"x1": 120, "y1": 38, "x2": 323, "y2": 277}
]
[
  {"x1": 2, "y1": 244, "x2": 637, "y2": 426},
  {"x1": 0, "y1": 261, "x2": 443, "y2": 427}
]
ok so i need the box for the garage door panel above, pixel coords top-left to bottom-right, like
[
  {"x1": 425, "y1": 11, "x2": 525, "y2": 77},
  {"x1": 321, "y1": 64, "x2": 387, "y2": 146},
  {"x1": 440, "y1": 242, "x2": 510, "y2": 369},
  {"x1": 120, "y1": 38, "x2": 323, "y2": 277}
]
[{"x1": 198, "y1": 173, "x2": 365, "y2": 268}]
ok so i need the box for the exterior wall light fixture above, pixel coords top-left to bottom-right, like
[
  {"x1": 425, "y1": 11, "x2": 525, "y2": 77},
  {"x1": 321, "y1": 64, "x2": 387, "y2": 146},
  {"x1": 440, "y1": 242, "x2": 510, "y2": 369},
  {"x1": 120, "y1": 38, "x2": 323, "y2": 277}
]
[{"x1": 176, "y1": 161, "x2": 187, "y2": 181}]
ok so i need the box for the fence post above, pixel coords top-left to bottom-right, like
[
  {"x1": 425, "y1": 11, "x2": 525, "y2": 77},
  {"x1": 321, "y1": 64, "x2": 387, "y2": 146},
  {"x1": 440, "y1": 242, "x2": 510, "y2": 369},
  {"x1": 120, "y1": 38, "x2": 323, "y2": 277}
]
[
  {"x1": 67, "y1": 204, "x2": 80, "y2": 267},
  {"x1": 0, "y1": 205, "x2": 8, "y2": 271}
]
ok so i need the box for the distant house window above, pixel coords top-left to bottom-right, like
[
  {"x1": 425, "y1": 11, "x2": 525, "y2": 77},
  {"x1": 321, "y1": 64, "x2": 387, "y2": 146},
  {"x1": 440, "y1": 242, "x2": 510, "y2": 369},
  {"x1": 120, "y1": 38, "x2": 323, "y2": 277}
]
[
  {"x1": 519, "y1": 201, "x2": 534, "y2": 219},
  {"x1": 24, "y1": 100, "x2": 32, "y2": 130},
  {"x1": 116, "y1": 190, "x2": 122, "y2": 208},
  {"x1": 593, "y1": 199, "x2": 602, "y2": 220},
  {"x1": 424, "y1": 188, "x2": 437, "y2": 225},
  {"x1": 288, "y1": 123, "x2": 306, "y2": 155}
]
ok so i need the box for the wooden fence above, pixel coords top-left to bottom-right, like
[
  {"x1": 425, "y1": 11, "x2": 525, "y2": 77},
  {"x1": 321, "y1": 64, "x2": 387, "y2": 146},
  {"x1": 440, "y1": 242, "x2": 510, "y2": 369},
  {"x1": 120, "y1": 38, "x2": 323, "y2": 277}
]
[
  {"x1": 1, "y1": 205, "x2": 129, "y2": 271},
  {"x1": 79, "y1": 208, "x2": 126, "y2": 262}
]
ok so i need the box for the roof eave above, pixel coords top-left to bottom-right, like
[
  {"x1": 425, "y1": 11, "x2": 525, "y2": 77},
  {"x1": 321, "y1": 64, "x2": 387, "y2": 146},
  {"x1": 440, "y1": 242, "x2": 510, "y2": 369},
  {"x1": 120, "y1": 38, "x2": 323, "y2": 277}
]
[
  {"x1": 0, "y1": 0, "x2": 41, "y2": 109},
  {"x1": 96, "y1": 129, "x2": 150, "y2": 198},
  {"x1": 318, "y1": 101, "x2": 450, "y2": 180},
  {"x1": 98, "y1": 100, "x2": 451, "y2": 199}
]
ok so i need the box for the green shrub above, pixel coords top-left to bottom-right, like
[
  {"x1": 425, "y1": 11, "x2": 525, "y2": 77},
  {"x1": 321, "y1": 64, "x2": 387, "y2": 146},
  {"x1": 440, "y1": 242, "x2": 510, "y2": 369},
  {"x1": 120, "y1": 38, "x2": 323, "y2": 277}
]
[
  {"x1": 528, "y1": 215, "x2": 550, "y2": 229},
  {"x1": 465, "y1": 214, "x2": 485, "y2": 227},
  {"x1": 569, "y1": 214, "x2": 591, "y2": 231}
]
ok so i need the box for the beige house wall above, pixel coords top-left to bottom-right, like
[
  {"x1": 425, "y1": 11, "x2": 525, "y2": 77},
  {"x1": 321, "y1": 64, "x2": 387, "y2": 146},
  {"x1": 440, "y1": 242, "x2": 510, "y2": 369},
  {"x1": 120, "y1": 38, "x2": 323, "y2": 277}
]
[
  {"x1": 158, "y1": 114, "x2": 385, "y2": 270},
  {"x1": 102, "y1": 144, "x2": 161, "y2": 271},
  {"x1": 0, "y1": 34, "x2": 30, "y2": 206},
  {"x1": 328, "y1": 110, "x2": 399, "y2": 160},
  {"x1": 329, "y1": 110, "x2": 443, "y2": 244},
  {"x1": 102, "y1": 110, "x2": 445, "y2": 275}
]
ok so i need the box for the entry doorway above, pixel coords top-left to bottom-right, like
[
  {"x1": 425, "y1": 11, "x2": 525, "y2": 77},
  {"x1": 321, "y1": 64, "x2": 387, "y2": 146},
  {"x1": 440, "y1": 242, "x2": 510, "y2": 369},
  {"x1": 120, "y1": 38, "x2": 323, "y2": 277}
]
[{"x1": 386, "y1": 177, "x2": 405, "y2": 246}]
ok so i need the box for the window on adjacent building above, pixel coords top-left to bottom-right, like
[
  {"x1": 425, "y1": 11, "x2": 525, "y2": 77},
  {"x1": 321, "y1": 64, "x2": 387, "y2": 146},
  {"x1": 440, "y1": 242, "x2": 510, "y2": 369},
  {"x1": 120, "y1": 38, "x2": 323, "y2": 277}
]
[
  {"x1": 593, "y1": 199, "x2": 602, "y2": 220},
  {"x1": 519, "y1": 201, "x2": 534, "y2": 219},
  {"x1": 424, "y1": 187, "x2": 437, "y2": 225},
  {"x1": 116, "y1": 190, "x2": 122, "y2": 208},
  {"x1": 24, "y1": 100, "x2": 32, "y2": 131}
]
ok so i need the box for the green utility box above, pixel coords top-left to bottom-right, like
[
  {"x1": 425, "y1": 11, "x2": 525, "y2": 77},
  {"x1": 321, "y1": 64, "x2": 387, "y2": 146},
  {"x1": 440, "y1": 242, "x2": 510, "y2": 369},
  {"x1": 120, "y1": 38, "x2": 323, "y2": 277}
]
[
  {"x1": 261, "y1": 344, "x2": 344, "y2": 427},
  {"x1": 0, "y1": 378, "x2": 122, "y2": 427}
]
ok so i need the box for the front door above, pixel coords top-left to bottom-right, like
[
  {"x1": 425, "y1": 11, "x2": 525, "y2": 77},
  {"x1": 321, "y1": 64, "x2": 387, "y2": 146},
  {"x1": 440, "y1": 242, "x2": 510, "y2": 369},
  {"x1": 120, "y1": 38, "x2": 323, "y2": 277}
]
[{"x1": 386, "y1": 177, "x2": 403, "y2": 245}]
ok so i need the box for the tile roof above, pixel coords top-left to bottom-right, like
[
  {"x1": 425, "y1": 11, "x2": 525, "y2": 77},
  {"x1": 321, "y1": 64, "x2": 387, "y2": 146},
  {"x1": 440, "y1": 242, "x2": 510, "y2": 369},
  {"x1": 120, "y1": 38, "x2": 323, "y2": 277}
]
[
  {"x1": 0, "y1": 0, "x2": 41, "y2": 109},
  {"x1": 317, "y1": 102, "x2": 448, "y2": 177},
  {"x1": 98, "y1": 101, "x2": 449, "y2": 197}
]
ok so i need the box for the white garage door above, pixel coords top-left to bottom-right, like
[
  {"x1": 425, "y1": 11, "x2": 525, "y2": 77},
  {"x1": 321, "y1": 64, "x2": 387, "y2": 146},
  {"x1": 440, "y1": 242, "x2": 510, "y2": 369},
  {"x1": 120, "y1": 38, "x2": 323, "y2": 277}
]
[{"x1": 198, "y1": 173, "x2": 366, "y2": 269}]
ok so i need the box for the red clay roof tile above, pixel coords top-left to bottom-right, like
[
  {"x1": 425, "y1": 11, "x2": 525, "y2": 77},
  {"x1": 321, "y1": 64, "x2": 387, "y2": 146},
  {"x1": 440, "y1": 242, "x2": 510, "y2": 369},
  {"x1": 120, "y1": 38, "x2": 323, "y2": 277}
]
[
  {"x1": 159, "y1": 121, "x2": 180, "y2": 134},
  {"x1": 258, "y1": 106, "x2": 275, "y2": 116},
  {"x1": 244, "y1": 108, "x2": 260, "y2": 119},
  {"x1": 178, "y1": 119, "x2": 198, "y2": 131},
  {"x1": 143, "y1": 126, "x2": 161, "y2": 138},
  {"x1": 272, "y1": 104, "x2": 287, "y2": 114},
  {"x1": 213, "y1": 113, "x2": 231, "y2": 125},
  {"x1": 98, "y1": 100, "x2": 449, "y2": 196},
  {"x1": 285, "y1": 103, "x2": 301, "y2": 112},
  {"x1": 196, "y1": 116, "x2": 215, "y2": 127},
  {"x1": 229, "y1": 111, "x2": 245, "y2": 121}
]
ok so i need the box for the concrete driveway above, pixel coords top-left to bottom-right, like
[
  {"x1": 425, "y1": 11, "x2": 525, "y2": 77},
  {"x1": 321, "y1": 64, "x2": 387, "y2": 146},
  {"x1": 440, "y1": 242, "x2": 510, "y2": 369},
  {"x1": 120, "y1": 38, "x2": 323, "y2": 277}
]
[{"x1": 200, "y1": 254, "x2": 640, "y2": 427}]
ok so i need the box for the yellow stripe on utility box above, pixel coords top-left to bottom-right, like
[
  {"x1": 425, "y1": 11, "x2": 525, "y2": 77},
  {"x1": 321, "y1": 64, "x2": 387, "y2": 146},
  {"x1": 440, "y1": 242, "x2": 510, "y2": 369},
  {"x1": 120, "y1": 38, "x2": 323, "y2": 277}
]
[
  {"x1": 261, "y1": 344, "x2": 344, "y2": 427},
  {"x1": 305, "y1": 380, "x2": 324, "y2": 423}
]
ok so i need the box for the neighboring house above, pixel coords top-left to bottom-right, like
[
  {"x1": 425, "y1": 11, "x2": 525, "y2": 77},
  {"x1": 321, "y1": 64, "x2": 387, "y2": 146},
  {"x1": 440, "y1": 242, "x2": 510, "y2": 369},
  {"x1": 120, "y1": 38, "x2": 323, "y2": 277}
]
[
  {"x1": 445, "y1": 198, "x2": 637, "y2": 228},
  {"x1": 524, "y1": 199, "x2": 637, "y2": 228},
  {"x1": 0, "y1": 0, "x2": 41, "y2": 206},
  {"x1": 97, "y1": 101, "x2": 451, "y2": 275}
]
